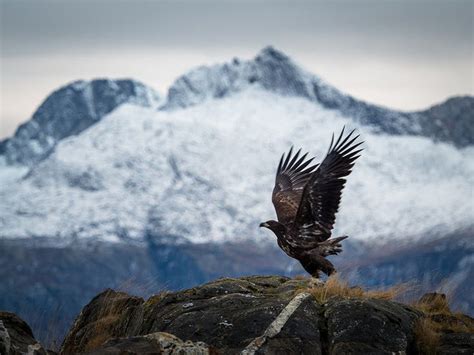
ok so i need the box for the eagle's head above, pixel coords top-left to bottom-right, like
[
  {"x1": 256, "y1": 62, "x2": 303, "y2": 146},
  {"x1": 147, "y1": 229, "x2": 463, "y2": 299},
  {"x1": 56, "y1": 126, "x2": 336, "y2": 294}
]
[{"x1": 259, "y1": 220, "x2": 286, "y2": 237}]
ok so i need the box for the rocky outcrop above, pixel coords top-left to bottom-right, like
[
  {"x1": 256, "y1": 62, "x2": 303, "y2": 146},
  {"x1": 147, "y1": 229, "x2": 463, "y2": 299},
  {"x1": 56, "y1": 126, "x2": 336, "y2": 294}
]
[
  {"x1": 0, "y1": 311, "x2": 53, "y2": 355},
  {"x1": 1, "y1": 276, "x2": 473, "y2": 354},
  {"x1": 1, "y1": 234, "x2": 472, "y2": 349},
  {"x1": 58, "y1": 275, "x2": 474, "y2": 354},
  {"x1": 61, "y1": 276, "x2": 312, "y2": 354},
  {"x1": 2, "y1": 79, "x2": 160, "y2": 165}
]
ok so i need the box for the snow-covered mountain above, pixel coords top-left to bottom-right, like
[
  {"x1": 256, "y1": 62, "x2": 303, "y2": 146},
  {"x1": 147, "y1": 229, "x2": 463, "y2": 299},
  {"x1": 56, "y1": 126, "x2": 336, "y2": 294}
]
[
  {"x1": 0, "y1": 48, "x2": 472, "y2": 246},
  {"x1": 0, "y1": 79, "x2": 161, "y2": 165}
]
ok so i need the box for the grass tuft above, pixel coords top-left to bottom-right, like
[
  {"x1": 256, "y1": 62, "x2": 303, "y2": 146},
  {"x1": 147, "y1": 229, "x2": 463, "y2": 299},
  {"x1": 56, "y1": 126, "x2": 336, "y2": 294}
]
[
  {"x1": 414, "y1": 293, "x2": 451, "y2": 315},
  {"x1": 412, "y1": 291, "x2": 474, "y2": 354},
  {"x1": 414, "y1": 317, "x2": 441, "y2": 354},
  {"x1": 299, "y1": 274, "x2": 407, "y2": 304}
]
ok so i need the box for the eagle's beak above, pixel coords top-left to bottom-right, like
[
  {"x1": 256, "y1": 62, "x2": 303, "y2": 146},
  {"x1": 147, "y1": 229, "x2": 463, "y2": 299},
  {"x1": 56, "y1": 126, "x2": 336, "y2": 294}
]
[{"x1": 259, "y1": 222, "x2": 269, "y2": 228}]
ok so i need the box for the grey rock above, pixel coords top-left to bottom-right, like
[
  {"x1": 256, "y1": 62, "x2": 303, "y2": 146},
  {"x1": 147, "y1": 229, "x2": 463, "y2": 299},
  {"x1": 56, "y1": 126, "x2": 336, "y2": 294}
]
[
  {"x1": 324, "y1": 298, "x2": 421, "y2": 354},
  {"x1": 439, "y1": 333, "x2": 474, "y2": 354},
  {"x1": 256, "y1": 295, "x2": 322, "y2": 355},
  {"x1": 427, "y1": 312, "x2": 474, "y2": 354},
  {"x1": 0, "y1": 311, "x2": 50, "y2": 355},
  {"x1": 0, "y1": 320, "x2": 11, "y2": 355}
]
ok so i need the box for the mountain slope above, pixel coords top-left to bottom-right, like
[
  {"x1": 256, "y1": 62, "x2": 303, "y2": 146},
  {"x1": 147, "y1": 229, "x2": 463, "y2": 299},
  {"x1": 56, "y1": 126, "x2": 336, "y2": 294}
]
[
  {"x1": 0, "y1": 87, "x2": 472, "y2": 245},
  {"x1": 1, "y1": 79, "x2": 161, "y2": 165}
]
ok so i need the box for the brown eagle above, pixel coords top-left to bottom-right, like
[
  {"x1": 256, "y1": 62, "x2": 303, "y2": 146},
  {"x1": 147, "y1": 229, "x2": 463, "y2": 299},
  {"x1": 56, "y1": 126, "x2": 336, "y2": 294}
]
[{"x1": 260, "y1": 127, "x2": 363, "y2": 281}]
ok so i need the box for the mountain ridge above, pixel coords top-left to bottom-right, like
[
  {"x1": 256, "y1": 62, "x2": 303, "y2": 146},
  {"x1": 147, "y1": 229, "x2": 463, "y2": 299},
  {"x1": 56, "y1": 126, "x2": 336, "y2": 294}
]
[
  {"x1": 160, "y1": 46, "x2": 473, "y2": 146},
  {"x1": 1, "y1": 47, "x2": 472, "y2": 169}
]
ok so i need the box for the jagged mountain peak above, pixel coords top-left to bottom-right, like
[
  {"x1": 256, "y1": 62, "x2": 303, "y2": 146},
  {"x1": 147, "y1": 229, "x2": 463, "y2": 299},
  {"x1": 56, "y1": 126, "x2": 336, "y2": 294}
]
[
  {"x1": 256, "y1": 45, "x2": 287, "y2": 59},
  {"x1": 162, "y1": 46, "x2": 327, "y2": 110},
  {"x1": 162, "y1": 46, "x2": 473, "y2": 147},
  {"x1": 2, "y1": 78, "x2": 161, "y2": 165},
  {"x1": 162, "y1": 46, "x2": 407, "y2": 130}
]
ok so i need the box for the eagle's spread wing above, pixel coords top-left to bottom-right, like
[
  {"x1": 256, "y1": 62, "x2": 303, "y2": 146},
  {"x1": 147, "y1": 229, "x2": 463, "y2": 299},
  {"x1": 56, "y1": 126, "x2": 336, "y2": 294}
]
[
  {"x1": 294, "y1": 128, "x2": 363, "y2": 242},
  {"x1": 272, "y1": 147, "x2": 318, "y2": 225}
]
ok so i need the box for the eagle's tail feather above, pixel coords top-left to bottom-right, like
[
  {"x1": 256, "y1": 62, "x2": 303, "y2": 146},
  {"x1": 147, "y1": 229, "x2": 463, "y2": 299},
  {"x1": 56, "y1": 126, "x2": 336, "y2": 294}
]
[{"x1": 318, "y1": 235, "x2": 348, "y2": 256}]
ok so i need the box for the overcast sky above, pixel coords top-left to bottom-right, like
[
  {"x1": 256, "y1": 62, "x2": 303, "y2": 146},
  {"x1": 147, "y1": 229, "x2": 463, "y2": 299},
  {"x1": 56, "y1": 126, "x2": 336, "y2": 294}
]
[{"x1": 1, "y1": 0, "x2": 472, "y2": 139}]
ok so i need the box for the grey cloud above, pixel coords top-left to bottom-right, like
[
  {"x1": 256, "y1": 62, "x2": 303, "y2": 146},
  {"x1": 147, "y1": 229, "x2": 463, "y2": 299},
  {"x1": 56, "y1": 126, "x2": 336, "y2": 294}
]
[{"x1": 1, "y1": 0, "x2": 472, "y2": 57}]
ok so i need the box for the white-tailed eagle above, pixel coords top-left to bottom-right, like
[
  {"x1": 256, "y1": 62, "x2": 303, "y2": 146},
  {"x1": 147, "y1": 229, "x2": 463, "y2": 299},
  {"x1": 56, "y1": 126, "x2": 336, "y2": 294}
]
[{"x1": 260, "y1": 127, "x2": 363, "y2": 279}]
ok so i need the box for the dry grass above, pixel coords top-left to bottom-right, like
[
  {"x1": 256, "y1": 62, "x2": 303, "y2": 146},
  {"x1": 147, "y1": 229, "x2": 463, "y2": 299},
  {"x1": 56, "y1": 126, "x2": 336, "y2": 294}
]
[
  {"x1": 116, "y1": 277, "x2": 162, "y2": 297},
  {"x1": 412, "y1": 291, "x2": 474, "y2": 354},
  {"x1": 414, "y1": 317, "x2": 441, "y2": 355},
  {"x1": 413, "y1": 292, "x2": 474, "y2": 331},
  {"x1": 300, "y1": 274, "x2": 407, "y2": 304},
  {"x1": 82, "y1": 290, "x2": 139, "y2": 352},
  {"x1": 83, "y1": 293, "x2": 123, "y2": 352},
  {"x1": 82, "y1": 286, "x2": 172, "y2": 351},
  {"x1": 86, "y1": 314, "x2": 120, "y2": 351},
  {"x1": 414, "y1": 314, "x2": 474, "y2": 355},
  {"x1": 143, "y1": 290, "x2": 171, "y2": 312},
  {"x1": 414, "y1": 293, "x2": 451, "y2": 315}
]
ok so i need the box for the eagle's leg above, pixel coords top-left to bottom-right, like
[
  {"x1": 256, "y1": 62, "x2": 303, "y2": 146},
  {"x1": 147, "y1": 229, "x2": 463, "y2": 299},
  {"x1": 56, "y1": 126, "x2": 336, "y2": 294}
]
[
  {"x1": 300, "y1": 257, "x2": 329, "y2": 287},
  {"x1": 300, "y1": 249, "x2": 337, "y2": 282},
  {"x1": 318, "y1": 235, "x2": 348, "y2": 257}
]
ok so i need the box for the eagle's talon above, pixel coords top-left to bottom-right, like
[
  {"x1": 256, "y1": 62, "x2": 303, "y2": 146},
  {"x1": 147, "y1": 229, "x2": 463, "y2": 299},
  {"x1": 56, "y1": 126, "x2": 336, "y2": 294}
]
[{"x1": 309, "y1": 277, "x2": 325, "y2": 288}]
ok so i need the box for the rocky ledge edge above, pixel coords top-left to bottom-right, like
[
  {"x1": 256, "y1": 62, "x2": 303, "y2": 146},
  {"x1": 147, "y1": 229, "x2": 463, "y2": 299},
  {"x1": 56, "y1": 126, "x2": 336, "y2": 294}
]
[{"x1": 1, "y1": 275, "x2": 473, "y2": 354}]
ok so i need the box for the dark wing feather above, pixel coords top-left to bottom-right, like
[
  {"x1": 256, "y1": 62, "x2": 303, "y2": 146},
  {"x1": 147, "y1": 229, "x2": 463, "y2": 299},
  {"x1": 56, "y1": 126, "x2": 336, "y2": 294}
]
[
  {"x1": 272, "y1": 147, "x2": 318, "y2": 225},
  {"x1": 294, "y1": 127, "x2": 363, "y2": 242}
]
